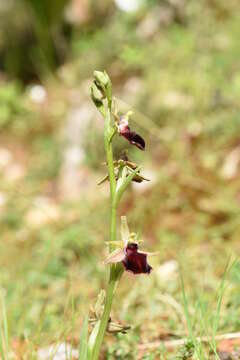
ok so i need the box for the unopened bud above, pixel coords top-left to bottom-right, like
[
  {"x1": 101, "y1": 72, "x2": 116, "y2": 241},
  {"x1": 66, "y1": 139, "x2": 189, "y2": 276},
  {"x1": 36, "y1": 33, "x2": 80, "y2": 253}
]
[
  {"x1": 93, "y1": 70, "x2": 112, "y2": 106},
  {"x1": 94, "y1": 70, "x2": 110, "y2": 87},
  {"x1": 91, "y1": 82, "x2": 104, "y2": 108}
]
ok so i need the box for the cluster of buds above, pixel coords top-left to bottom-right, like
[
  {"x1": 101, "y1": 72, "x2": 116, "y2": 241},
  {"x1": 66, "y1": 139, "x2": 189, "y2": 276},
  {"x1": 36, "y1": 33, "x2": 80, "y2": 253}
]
[
  {"x1": 91, "y1": 70, "x2": 112, "y2": 112},
  {"x1": 91, "y1": 72, "x2": 146, "y2": 152}
]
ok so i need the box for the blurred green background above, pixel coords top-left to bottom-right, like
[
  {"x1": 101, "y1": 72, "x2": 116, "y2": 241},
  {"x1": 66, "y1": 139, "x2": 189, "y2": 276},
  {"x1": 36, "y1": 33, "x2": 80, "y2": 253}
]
[{"x1": 1, "y1": 0, "x2": 240, "y2": 359}]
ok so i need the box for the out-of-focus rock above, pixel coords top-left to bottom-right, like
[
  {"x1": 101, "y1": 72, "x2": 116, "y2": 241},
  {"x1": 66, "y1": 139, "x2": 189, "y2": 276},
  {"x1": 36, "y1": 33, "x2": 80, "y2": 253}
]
[
  {"x1": 155, "y1": 260, "x2": 179, "y2": 285},
  {"x1": 4, "y1": 163, "x2": 25, "y2": 182},
  {"x1": 65, "y1": 0, "x2": 90, "y2": 25},
  {"x1": 122, "y1": 77, "x2": 143, "y2": 104},
  {"x1": 137, "y1": 6, "x2": 173, "y2": 38},
  {"x1": 187, "y1": 121, "x2": 202, "y2": 138},
  {"x1": 137, "y1": 0, "x2": 186, "y2": 39},
  {"x1": 162, "y1": 91, "x2": 194, "y2": 110},
  {"x1": 220, "y1": 146, "x2": 240, "y2": 180},
  {"x1": 28, "y1": 85, "x2": 47, "y2": 104},
  {"x1": 214, "y1": 34, "x2": 231, "y2": 51},
  {"x1": 37, "y1": 343, "x2": 78, "y2": 360},
  {"x1": 0, "y1": 147, "x2": 25, "y2": 182},
  {"x1": 0, "y1": 192, "x2": 7, "y2": 207},
  {"x1": 25, "y1": 197, "x2": 60, "y2": 227},
  {"x1": 0, "y1": 147, "x2": 12, "y2": 169},
  {"x1": 114, "y1": 0, "x2": 144, "y2": 13},
  {"x1": 132, "y1": 168, "x2": 157, "y2": 193},
  {"x1": 0, "y1": 0, "x2": 14, "y2": 12},
  {"x1": 59, "y1": 94, "x2": 98, "y2": 199}
]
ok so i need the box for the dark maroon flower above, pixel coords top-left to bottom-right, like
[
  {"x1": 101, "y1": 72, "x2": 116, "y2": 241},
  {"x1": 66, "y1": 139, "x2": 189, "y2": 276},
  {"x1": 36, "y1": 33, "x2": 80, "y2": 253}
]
[
  {"x1": 104, "y1": 242, "x2": 152, "y2": 275},
  {"x1": 118, "y1": 117, "x2": 145, "y2": 150},
  {"x1": 122, "y1": 243, "x2": 152, "y2": 274},
  {"x1": 104, "y1": 216, "x2": 155, "y2": 275}
]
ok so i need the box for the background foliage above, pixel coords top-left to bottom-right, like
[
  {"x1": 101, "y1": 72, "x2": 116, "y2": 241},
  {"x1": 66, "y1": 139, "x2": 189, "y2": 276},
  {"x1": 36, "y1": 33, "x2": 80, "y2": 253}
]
[{"x1": 0, "y1": 0, "x2": 240, "y2": 358}]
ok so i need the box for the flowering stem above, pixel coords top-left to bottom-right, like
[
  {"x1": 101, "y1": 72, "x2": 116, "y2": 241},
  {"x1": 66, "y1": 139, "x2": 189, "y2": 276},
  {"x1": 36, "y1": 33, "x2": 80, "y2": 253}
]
[
  {"x1": 91, "y1": 277, "x2": 115, "y2": 360},
  {"x1": 90, "y1": 71, "x2": 146, "y2": 359},
  {"x1": 110, "y1": 205, "x2": 117, "y2": 252},
  {"x1": 104, "y1": 109, "x2": 116, "y2": 199},
  {"x1": 92, "y1": 109, "x2": 119, "y2": 360}
]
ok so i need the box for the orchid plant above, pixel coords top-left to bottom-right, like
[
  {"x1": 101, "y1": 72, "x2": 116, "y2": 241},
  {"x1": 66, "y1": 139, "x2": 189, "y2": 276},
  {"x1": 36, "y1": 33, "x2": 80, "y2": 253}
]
[{"x1": 82, "y1": 71, "x2": 154, "y2": 360}]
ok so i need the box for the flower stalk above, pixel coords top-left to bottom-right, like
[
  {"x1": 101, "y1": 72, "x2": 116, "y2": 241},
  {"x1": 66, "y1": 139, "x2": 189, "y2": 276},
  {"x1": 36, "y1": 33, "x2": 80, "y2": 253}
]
[
  {"x1": 89, "y1": 70, "x2": 152, "y2": 360},
  {"x1": 91, "y1": 79, "x2": 119, "y2": 360}
]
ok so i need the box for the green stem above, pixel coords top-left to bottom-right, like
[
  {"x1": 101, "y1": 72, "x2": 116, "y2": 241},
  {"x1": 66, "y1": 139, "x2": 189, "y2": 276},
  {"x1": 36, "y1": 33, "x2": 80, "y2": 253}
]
[
  {"x1": 104, "y1": 109, "x2": 116, "y2": 199},
  {"x1": 92, "y1": 109, "x2": 118, "y2": 360},
  {"x1": 110, "y1": 205, "x2": 117, "y2": 252},
  {"x1": 91, "y1": 205, "x2": 118, "y2": 360},
  {"x1": 91, "y1": 272, "x2": 115, "y2": 360}
]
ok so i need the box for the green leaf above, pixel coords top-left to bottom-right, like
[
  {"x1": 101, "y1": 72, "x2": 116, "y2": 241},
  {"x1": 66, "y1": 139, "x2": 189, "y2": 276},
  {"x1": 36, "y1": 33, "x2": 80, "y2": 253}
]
[
  {"x1": 94, "y1": 290, "x2": 105, "y2": 319},
  {"x1": 79, "y1": 315, "x2": 89, "y2": 360},
  {"x1": 87, "y1": 321, "x2": 100, "y2": 360},
  {"x1": 115, "y1": 166, "x2": 141, "y2": 205}
]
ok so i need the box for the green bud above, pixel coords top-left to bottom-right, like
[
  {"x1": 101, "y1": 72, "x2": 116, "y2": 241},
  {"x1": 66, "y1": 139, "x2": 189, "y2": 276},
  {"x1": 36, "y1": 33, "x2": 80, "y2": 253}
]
[
  {"x1": 93, "y1": 70, "x2": 110, "y2": 87},
  {"x1": 91, "y1": 83, "x2": 104, "y2": 107},
  {"x1": 93, "y1": 70, "x2": 112, "y2": 107}
]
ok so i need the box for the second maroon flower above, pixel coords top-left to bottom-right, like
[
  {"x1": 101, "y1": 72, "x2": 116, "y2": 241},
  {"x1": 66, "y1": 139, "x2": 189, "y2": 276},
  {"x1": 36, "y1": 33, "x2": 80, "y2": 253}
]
[{"x1": 117, "y1": 116, "x2": 145, "y2": 151}]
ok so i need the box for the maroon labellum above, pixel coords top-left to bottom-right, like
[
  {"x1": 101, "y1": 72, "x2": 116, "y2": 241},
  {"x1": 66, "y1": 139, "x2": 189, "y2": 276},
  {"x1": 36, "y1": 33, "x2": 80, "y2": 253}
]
[
  {"x1": 118, "y1": 117, "x2": 145, "y2": 150},
  {"x1": 123, "y1": 243, "x2": 152, "y2": 274},
  {"x1": 104, "y1": 242, "x2": 152, "y2": 275}
]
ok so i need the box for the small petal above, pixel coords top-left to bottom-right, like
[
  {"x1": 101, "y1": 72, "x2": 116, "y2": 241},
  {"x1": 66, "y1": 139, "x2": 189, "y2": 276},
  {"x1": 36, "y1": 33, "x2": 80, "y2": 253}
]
[
  {"x1": 104, "y1": 248, "x2": 125, "y2": 264},
  {"x1": 126, "y1": 160, "x2": 138, "y2": 169},
  {"x1": 121, "y1": 216, "x2": 130, "y2": 247},
  {"x1": 132, "y1": 172, "x2": 150, "y2": 183},
  {"x1": 122, "y1": 243, "x2": 152, "y2": 274},
  {"x1": 97, "y1": 174, "x2": 109, "y2": 185},
  {"x1": 138, "y1": 250, "x2": 159, "y2": 256}
]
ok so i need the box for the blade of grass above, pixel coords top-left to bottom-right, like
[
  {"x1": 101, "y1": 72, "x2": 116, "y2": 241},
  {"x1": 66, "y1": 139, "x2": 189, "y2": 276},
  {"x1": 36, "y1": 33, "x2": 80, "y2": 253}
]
[
  {"x1": 79, "y1": 315, "x2": 88, "y2": 360},
  {"x1": 0, "y1": 325, "x2": 5, "y2": 360},
  {"x1": 0, "y1": 291, "x2": 8, "y2": 360},
  {"x1": 180, "y1": 272, "x2": 204, "y2": 360},
  {"x1": 209, "y1": 258, "x2": 237, "y2": 359},
  {"x1": 180, "y1": 272, "x2": 193, "y2": 340}
]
